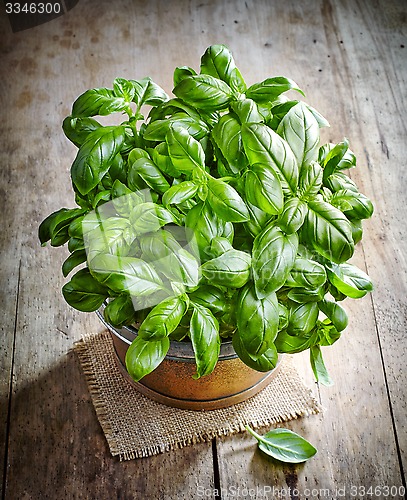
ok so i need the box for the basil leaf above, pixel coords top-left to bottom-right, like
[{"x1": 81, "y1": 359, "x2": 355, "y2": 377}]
[
  {"x1": 298, "y1": 161, "x2": 323, "y2": 199},
  {"x1": 285, "y1": 258, "x2": 327, "y2": 289},
  {"x1": 113, "y1": 78, "x2": 136, "y2": 101},
  {"x1": 166, "y1": 125, "x2": 205, "y2": 172},
  {"x1": 277, "y1": 197, "x2": 307, "y2": 234},
  {"x1": 71, "y1": 88, "x2": 127, "y2": 117},
  {"x1": 201, "y1": 249, "x2": 251, "y2": 288},
  {"x1": 245, "y1": 426, "x2": 317, "y2": 463},
  {"x1": 109, "y1": 153, "x2": 127, "y2": 184},
  {"x1": 287, "y1": 287, "x2": 325, "y2": 303},
  {"x1": 237, "y1": 284, "x2": 279, "y2": 355},
  {"x1": 129, "y1": 77, "x2": 169, "y2": 107},
  {"x1": 173, "y1": 66, "x2": 197, "y2": 86},
  {"x1": 185, "y1": 202, "x2": 234, "y2": 260},
  {"x1": 252, "y1": 224, "x2": 298, "y2": 297},
  {"x1": 207, "y1": 177, "x2": 249, "y2": 222},
  {"x1": 208, "y1": 236, "x2": 233, "y2": 258},
  {"x1": 246, "y1": 77, "x2": 304, "y2": 103},
  {"x1": 62, "y1": 268, "x2": 108, "y2": 312},
  {"x1": 152, "y1": 142, "x2": 181, "y2": 178},
  {"x1": 138, "y1": 296, "x2": 188, "y2": 340},
  {"x1": 287, "y1": 302, "x2": 319, "y2": 335},
  {"x1": 245, "y1": 163, "x2": 284, "y2": 215},
  {"x1": 330, "y1": 189, "x2": 374, "y2": 220},
  {"x1": 310, "y1": 345, "x2": 333, "y2": 386},
  {"x1": 190, "y1": 303, "x2": 221, "y2": 378},
  {"x1": 318, "y1": 321, "x2": 341, "y2": 346},
  {"x1": 200, "y1": 44, "x2": 246, "y2": 92},
  {"x1": 144, "y1": 114, "x2": 208, "y2": 142},
  {"x1": 188, "y1": 286, "x2": 227, "y2": 314},
  {"x1": 302, "y1": 197, "x2": 354, "y2": 263},
  {"x1": 242, "y1": 123, "x2": 299, "y2": 194},
  {"x1": 128, "y1": 157, "x2": 170, "y2": 194},
  {"x1": 244, "y1": 202, "x2": 273, "y2": 237},
  {"x1": 125, "y1": 336, "x2": 170, "y2": 382},
  {"x1": 326, "y1": 262, "x2": 373, "y2": 298},
  {"x1": 230, "y1": 98, "x2": 263, "y2": 124},
  {"x1": 71, "y1": 126, "x2": 126, "y2": 195},
  {"x1": 318, "y1": 300, "x2": 348, "y2": 331},
  {"x1": 274, "y1": 328, "x2": 319, "y2": 354},
  {"x1": 104, "y1": 294, "x2": 136, "y2": 328},
  {"x1": 162, "y1": 181, "x2": 199, "y2": 207},
  {"x1": 139, "y1": 230, "x2": 200, "y2": 288},
  {"x1": 89, "y1": 254, "x2": 164, "y2": 297},
  {"x1": 62, "y1": 250, "x2": 87, "y2": 277},
  {"x1": 173, "y1": 74, "x2": 233, "y2": 111},
  {"x1": 39, "y1": 208, "x2": 85, "y2": 246},
  {"x1": 62, "y1": 116, "x2": 102, "y2": 147},
  {"x1": 130, "y1": 202, "x2": 177, "y2": 235},
  {"x1": 277, "y1": 102, "x2": 320, "y2": 168},
  {"x1": 325, "y1": 171, "x2": 359, "y2": 193},
  {"x1": 211, "y1": 113, "x2": 246, "y2": 172},
  {"x1": 321, "y1": 139, "x2": 355, "y2": 180},
  {"x1": 232, "y1": 331, "x2": 278, "y2": 372}
]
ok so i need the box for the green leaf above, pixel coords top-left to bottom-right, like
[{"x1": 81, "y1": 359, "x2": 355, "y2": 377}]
[
  {"x1": 287, "y1": 287, "x2": 325, "y2": 303},
  {"x1": 230, "y1": 98, "x2": 263, "y2": 124},
  {"x1": 71, "y1": 126, "x2": 126, "y2": 195},
  {"x1": 277, "y1": 102, "x2": 320, "y2": 168},
  {"x1": 130, "y1": 202, "x2": 177, "y2": 235},
  {"x1": 244, "y1": 202, "x2": 273, "y2": 237},
  {"x1": 330, "y1": 189, "x2": 374, "y2": 220},
  {"x1": 252, "y1": 224, "x2": 298, "y2": 297},
  {"x1": 185, "y1": 202, "x2": 233, "y2": 260},
  {"x1": 299, "y1": 161, "x2": 323, "y2": 199},
  {"x1": 104, "y1": 294, "x2": 136, "y2": 328},
  {"x1": 302, "y1": 197, "x2": 354, "y2": 263},
  {"x1": 237, "y1": 284, "x2": 279, "y2": 355},
  {"x1": 321, "y1": 139, "x2": 355, "y2": 180},
  {"x1": 207, "y1": 177, "x2": 249, "y2": 222},
  {"x1": 285, "y1": 258, "x2": 327, "y2": 289},
  {"x1": 166, "y1": 125, "x2": 205, "y2": 173},
  {"x1": 152, "y1": 142, "x2": 181, "y2": 178},
  {"x1": 62, "y1": 250, "x2": 87, "y2": 277},
  {"x1": 143, "y1": 114, "x2": 208, "y2": 142},
  {"x1": 232, "y1": 331, "x2": 278, "y2": 372},
  {"x1": 162, "y1": 181, "x2": 199, "y2": 207},
  {"x1": 125, "y1": 336, "x2": 170, "y2": 382},
  {"x1": 274, "y1": 328, "x2": 319, "y2": 354},
  {"x1": 287, "y1": 302, "x2": 319, "y2": 335},
  {"x1": 211, "y1": 113, "x2": 246, "y2": 172},
  {"x1": 39, "y1": 208, "x2": 85, "y2": 246},
  {"x1": 277, "y1": 197, "x2": 307, "y2": 234},
  {"x1": 138, "y1": 296, "x2": 188, "y2": 340},
  {"x1": 244, "y1": 163, "x2": 284, "y2": 215},
  {"x1": 71, "y1": 88, "x2": 128, "y2": 117},
  {"x1": 129, "y1": 77, "x2": 169, "y2": 107},
  {"x1": 128, "y1": 157, "x2": 170, "y2": 194},
  {"x1": 201, "y1": 249, "x2": 251, "y2": 288},
  {"x1": 89, "y1": 254, "x2": 164, "y2": 297},
  {"x1": 310, "y1": 345, "x2": 333, "y2": 386},
  {"x1": 113, "y1": 78, "x2": 136, "y2": 102},
  {"x1": 326, "y1": 262, "x2": 373, "y2": 298},
  {"x1": 246, "y1": 77, "x2": 304, "y2": 103},
  {"x1": 242, "y1": 123, "x2": 299, "y2": 194},
  {"x1": 200, "y1": 44, "x2": 246, "y2": 92},
  {"x1": 245, "y1": 426, "x2": 317, "y2": 463},
  {"x1": 173, "y1": 66, "x2": 197, "y2": 86},
  {"x1": 139, "y1": 230, "x2": 200, "y2": 289},
  {"x1": 190, "y1": 303, "x2": 220, "y2": 378},
  {"x1": 62, "y1": 116, "x2": 102, "y2": 147},
  {"x1": 188, "y1": 286, "x2": 227, "y2": 314},
  {"x1": 173, "y1": 74, "x2": 233, "y2": 111},
  {"x1": 318, "y1": 300, "x2": 348, "y2": 331},
  {"x1": 62, "y1": 268, "x2": 108, "y2": 312}
]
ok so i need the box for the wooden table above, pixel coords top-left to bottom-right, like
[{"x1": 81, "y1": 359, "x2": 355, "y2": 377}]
[{"x1": 1, "y1": 0, "x2": 406, "y2": 498}]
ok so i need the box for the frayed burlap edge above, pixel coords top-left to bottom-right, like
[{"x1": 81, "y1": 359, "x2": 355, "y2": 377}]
[{"x1": 74, "y1": 331, "x2": 322, "y2": 461}]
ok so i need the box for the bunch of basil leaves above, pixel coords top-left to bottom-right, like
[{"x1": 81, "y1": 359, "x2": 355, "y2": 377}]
[{"x1": 39, "y1": 44, "x2": 373, "y2": 386}]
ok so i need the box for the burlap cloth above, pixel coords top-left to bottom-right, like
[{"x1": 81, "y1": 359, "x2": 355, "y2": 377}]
[{"x1": 74, "y1": 330, "x2": 321, "y2": 460}]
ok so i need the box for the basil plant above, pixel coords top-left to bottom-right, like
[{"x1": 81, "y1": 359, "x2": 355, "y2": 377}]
[{"x1": 39, "y1": 45, "x2": 373, "y2": 384}]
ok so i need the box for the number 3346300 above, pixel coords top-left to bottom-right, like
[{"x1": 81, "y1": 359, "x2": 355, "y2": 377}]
[{"x1": 5, "y1": 3, "x2": 62, "y2": 14}]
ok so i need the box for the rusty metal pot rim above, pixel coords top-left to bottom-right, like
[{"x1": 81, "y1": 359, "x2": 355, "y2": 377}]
[{"x1": 96, "y1": 305, "x2": 237, "y2": 362}]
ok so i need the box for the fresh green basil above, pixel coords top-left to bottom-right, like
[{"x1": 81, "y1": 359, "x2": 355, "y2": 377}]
[
  {"x1": 128, "y1": 157, "x2": 170, "y2": 194},
  {"x1": 162, "y1": 181, "x2": 199, "y2": 207},
  {"x1": 246, "y1": 77, "x2": 304, "y2": 103},
  {"x1": 200, "y1": 44, "x2": 246, "y2": 92},
  {"x1": 201, "y1": 249, "x2": 251, "y2": 288},
  {"x1": 125, "y1": 336, "x2": 170, "y2": 382},
  {"x1": 242, "y1": 123, "x2": 299, "y2": 194},
  {"x1": 62, "y1": 268, "x2": 108, "y2": 312},
  {"x1": 326, "y1": 262, "x2": 373, "y2": 298},
  {"x1": 277, "y1": 197, "x2": 307, "y2": 234},
  {"x1": 285, "y1": 258, "x2": 327, "y2": 289},
  {"x1": 173, "y1": 74, "x2": 233, "y2": 111},
  {"x1": 310, "y1": 345, "x2": 333, "y2": 386},
  {"x1": 287, "y1": 302, "x2": 319, "y2": 335},
  {"x1": 245, "y1": 426, "x2": 317, "y2": 463},
  {"x1": 71, "y1": 88, "x2": 128, "y2": 117},
  {"x1": 211, "y1": 113, "x2": 246, "y2": 172},
  {"x1": 244, "y1": 163, "x2": 284, "y2": 215},
  {"x1": 236, "y1": 284, "x2": 279, "y2": 355},
  {"x1": 252, "y1": 224, "x2": 298, "y2": 297},
  {"x1": 206, "y1": 177, "x2": 249, "y2": 222},
  {"x1": 166, "y1": 125, "x2": 206, "y2": 173},
  {"x1": 103, "y1": 294, "x2": 136, "y2": 328},
  {"x1": 138, "y1": 296, "x2": 188, "y2": 340},
  {"x1": 232, "y1": 331, "x2": 278, "y2": 372},
  {"x1": 318, "y1": 300, "x2": 348, "y2": 331},
  {"x1": 190, "y1": 303, "x2": 221, "y2": 378}
]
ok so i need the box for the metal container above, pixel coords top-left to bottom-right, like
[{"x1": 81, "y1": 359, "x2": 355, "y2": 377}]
[{"x1": 97, "y1": 307, "x2": 281, "y2": 411}]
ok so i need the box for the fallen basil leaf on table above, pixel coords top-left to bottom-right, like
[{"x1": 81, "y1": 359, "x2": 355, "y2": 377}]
[{"x1": 245, "y1": 425, "x2": 317, "y2": 463}]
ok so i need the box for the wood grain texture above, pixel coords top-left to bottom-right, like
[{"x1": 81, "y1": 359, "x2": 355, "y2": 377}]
[{"x1": 0, "y1": 0, "x2": 406, "y2": 498}]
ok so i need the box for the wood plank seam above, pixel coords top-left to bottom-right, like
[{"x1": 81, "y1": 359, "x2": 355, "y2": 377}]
[
  {"x1": 212, "y1": 438, "x2": 222, "y2": 498},
  {"x1": 1, "y1": 259, "x2": 21, "y2": 500}
]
